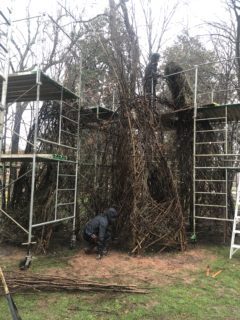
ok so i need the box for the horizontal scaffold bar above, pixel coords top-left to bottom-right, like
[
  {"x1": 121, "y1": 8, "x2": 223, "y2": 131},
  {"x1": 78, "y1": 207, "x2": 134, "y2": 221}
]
[
  {"x1": 195, "y1": 166, "x2": 240, "y2": 169},
  {"x1": 195, "y1": 141, "x2": 225, "y2": 144},
  {"x1": 37, "y1": 137, "x2": 77, "y2": 150},
  {"x1": 195, "y1": 216, "x2": 233, "y2": 222},
  {"x1": 0, "y1": 153, "x2": 76, "y2": 163},
  {"x1": 196, "y1": 117, "x2": 226, "y2": 121},
  {"x1": 195, "y1": 179, "x2": 226, "y2": 182},
  {"x1": 195, "y1": 191, "x2": 226, "y2": 195},
  {"x1": 196, "y1": 154, "x2": 240, "y2": 156},
  {"x1": 195, "y1": 204, "x2": 227, "y2": 207},
  {"x1": 32, "y1": 216, "x2": 74, "y2": 228},
  {"x1": 196, "y1": 129, "x2": 225, "y2": 133},
  {"x1": 57, "y1": 202, "x2": 75, "y2": 206}
]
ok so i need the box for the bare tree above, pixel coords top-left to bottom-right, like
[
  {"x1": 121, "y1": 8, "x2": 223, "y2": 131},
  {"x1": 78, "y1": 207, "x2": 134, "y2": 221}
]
[
  {"x1": 206, "y1": 0, "x2": 240, "y2": 101},
  {"x1": 139, "y1": 0, "x2": 179, "y2": 60}
]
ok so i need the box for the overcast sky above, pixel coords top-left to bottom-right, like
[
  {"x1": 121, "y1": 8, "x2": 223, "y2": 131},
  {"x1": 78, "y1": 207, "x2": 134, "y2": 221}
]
[
  {"x1": 5, "y1": 0, "x2": 227, "y2": 30},
  {"x1": 2, "y1": 0, "x2": 226, "y2": 56}
]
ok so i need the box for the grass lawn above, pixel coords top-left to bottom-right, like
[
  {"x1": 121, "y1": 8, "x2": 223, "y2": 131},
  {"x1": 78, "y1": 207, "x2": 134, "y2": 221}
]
[{"x1": 0, "y1": 245, "x2": 240, "y2": 320}]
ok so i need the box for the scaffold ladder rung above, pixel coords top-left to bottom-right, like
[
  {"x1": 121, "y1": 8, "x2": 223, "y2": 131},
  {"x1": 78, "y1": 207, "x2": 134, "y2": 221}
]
[
  {"x1": 230, "y1": 175, "x2": 240, "y2": 258},
  {"x1": 196, "y1": 129, "x2": 225, "y2": 133},
  {"x1": 196, "y1": 154, "x2": 240, "y2": 157},
  {"x1": 195, "y1": 141, "x2": 225, "y2": 144},
  {"x1": 196, "y1": 117, "x2": 226, "y2": 121},
  {"x1": 195, "y1": 166, "x2": 236, "y2": 169},
  {"x1": 195, "y1": 179, "x2": 226, "y2": 182},
  {"x1": 195, "y1": 204, "x2": 227, "y2": 208},
  {"x1": 195, "y1": 216, "x2": 233, "y2": 222},
  {"x1": 195, "y1": 191, "x2": 226, "y2": 195},
  {"x1": 57, "y1": 202, "x2": 75, "y2": 206}
]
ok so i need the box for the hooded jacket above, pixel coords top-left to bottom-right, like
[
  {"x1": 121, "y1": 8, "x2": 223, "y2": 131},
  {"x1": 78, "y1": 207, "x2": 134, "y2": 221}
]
[{"x1": 84, "y1": 208, "x2": 118, "y2": 253}]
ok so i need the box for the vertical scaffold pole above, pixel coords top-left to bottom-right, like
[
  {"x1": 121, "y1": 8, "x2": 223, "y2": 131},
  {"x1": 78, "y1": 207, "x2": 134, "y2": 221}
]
[
  {"x1": 0, "y1": 7, "x2": 12, "y2": 155},
  {"x1": 28, "y1": 69, "x2": 41, "y2": 244},
  {"x1": 71, "y1": 56, "x2": 82, "y2": 246},
  {"x1": 54, "y1": 87, "x2": 63, "y2": 220},
  {"x1": 225, "y1": 105, "x2": 228, "y2": 220},
  {"x1": 193, "y1": 65, "x2": 198, "y2": 237},
  {"x1": 27, "y1": 12, "x2": 44, "y2": 245},
  {"x1": 224, "y1": 104, "x2": 229, "y2": 243}
]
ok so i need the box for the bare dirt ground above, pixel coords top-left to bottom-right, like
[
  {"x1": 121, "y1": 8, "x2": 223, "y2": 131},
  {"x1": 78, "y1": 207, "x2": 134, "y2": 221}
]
[
  {"x1": 66, "y1": 246, "x2": 216, "y2": 286},
  {"x1": 0, "y1": 244, "x2": 216, "y2": 286}
]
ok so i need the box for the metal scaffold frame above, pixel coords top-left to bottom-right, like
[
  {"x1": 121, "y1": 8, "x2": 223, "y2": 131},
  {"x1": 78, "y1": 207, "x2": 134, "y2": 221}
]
[
  {"x1": 192, "y1": 60, "x2": 240, "y2": 258},
  {"x1": 0, "y1": 68, "x2": 80, "y2": 261},
  {"x1": 0, "y1": 5, "x2": 82, "y2": 261}
]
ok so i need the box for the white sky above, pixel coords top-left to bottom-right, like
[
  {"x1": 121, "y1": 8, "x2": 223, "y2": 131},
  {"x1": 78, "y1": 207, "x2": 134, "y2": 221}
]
[
  {"x1": 4, "y1": 0, "x2": 227, "y2": 53},
  {"x1": 1, "y1": 0, "x2": 229, "y2": 70},
  {"x1": 4, "y1": 0, "x2": 227, "y2": 29}
]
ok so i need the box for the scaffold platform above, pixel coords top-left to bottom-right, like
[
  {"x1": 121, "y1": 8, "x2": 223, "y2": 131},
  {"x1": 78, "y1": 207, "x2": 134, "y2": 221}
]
[
  {"x1": 197, "y1": 103, "x2": 240, "y2": 121},
  {"x1": 0, "y1": 71, "x2": 78, "y2": 102},
  {"x1": 0, "y1": 153, "x2": 75, "y2": 162},
  {"x1": 162, "y1": 103, "x2": 240, "y2": 127}
]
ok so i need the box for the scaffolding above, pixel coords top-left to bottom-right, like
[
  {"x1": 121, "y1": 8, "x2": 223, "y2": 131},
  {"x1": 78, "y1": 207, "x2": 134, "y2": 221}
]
[
  {"x1": 161, "y1": 61, "x2": 240, "y2": 257},
  {"x1": 193, "y1": 104, "x2": 240, "y2": 222},
  {"x1": 191, "y1": 63, "x2": 240, "y2": 258},
  {"x1": 0, "y1": 69, "x2": 80, "y2": 266}
]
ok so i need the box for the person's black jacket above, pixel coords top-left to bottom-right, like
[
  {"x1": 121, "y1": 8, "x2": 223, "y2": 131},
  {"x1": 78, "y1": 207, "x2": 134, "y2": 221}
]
[
  {"x1": 84, "y1": 208, "x2": 118, "y2": 253},
  {"x1": 84, "y1": 214, "x2": 108, "y2": 244}
]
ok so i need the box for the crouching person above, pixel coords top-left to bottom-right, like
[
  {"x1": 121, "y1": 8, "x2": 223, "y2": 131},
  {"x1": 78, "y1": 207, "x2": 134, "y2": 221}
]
[{"x1": 83, "y1": 207, "x2": 118, "y2": 260}]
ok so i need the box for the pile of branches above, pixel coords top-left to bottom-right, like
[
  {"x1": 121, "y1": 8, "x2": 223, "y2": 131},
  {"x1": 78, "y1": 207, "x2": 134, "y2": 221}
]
[
  {"x1": 164, "y1": 61, "x2": 195, "y2": 224},
  {"x1": 124, "y1": 99, "x2": 186, "y2": 252},
  {"x1": 1, "y1": 272, "x2": 147, "y2": 294},
  {"x1": 109, "y1": 98, "x2": 186, "y2": 253}
]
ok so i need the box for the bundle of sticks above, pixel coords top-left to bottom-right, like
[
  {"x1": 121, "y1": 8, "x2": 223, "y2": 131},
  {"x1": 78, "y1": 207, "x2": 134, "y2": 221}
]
[{"x1": 0, "y1": 272, "x2": 148, "y2": 294}]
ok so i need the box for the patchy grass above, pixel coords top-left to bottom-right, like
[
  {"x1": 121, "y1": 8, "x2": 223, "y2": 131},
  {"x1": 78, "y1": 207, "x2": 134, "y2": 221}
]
[
  {"x1": 0, "y1": 246, "x2": 78, "y2": 272},
  {"x1": 30, "y1": 248, "x2": 78, "y2": 273},
  {"x1": 0, "y1": 245, "x2": 240, "y2": 319}
]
